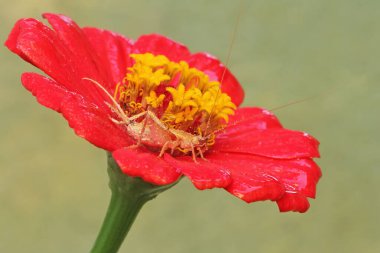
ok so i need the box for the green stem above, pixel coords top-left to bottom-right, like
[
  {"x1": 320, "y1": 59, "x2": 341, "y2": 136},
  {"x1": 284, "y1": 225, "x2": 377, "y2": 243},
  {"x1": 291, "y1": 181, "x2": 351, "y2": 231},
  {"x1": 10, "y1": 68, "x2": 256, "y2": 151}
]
[{"x1": 90, "y1": 153, "x2": 177, "y2": 253}]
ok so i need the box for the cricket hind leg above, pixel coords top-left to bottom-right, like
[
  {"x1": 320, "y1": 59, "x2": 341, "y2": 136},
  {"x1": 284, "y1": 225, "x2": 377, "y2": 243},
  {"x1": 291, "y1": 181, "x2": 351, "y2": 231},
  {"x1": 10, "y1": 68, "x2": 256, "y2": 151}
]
[
  {"x1": 83, "y1": 78, "x2": 130, "y2": 124},
  {"x1": 129, "y1": 111, "x2": 147, "y2": 121},
  {"x1": 110, "y1": 118, "x2": 126, "y2": 125},
  {"x1": 105, "y1": 102, "x2": 127, "y2": 124}
]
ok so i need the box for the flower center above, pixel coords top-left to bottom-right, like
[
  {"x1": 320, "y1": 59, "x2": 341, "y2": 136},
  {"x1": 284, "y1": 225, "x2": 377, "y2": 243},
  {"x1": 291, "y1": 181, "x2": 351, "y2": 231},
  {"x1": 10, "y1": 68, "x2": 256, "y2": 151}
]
[{"x1": 113, "y1": 53, "x2": 236, "y2": 157}]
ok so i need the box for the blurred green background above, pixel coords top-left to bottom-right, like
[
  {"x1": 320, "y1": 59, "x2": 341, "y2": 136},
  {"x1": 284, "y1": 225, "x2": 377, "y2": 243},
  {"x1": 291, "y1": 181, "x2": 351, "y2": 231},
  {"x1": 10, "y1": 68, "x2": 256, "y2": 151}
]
[{"x1": 1, "y1": 0, "x2": 379, "y2": 252}]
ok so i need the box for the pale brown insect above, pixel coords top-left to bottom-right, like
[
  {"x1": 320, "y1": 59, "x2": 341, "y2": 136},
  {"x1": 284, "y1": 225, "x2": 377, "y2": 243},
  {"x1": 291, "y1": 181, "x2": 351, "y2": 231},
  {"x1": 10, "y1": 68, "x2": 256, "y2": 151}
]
[{"x1": 83, "y1": 78, "x2": 209, "y2": 162}]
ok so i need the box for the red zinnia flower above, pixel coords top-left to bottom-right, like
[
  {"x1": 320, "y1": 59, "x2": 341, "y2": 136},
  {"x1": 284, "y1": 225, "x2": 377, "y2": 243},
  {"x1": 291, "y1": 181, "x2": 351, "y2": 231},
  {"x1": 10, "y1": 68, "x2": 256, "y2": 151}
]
[{"x1": 5, "y1": 13, "x2": 321, "y2": 213}]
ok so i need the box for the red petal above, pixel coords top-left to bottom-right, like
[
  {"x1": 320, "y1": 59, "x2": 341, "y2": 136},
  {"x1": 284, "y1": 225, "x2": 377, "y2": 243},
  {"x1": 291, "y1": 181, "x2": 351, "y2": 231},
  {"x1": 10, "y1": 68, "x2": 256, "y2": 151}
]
[
  {"x1": 186, "y1": 52, "x2": 244, "y2": 106},
  {"x1": 60, "y1": 95, "x2": 133, "y2": 151},
  {"x1": 227, "y1": 174, "x2": 284, "y2": 203},
  {"x1": 133, "y1": 34, "x2": 191, "y2": 62},
  {"x1": 223, "y1": 107, "x2": 282, "y2": 136},
  {"x1": 83, "y1": 27, "x2": 133, "y2": 87},
  {"x1": 215, "y1": 127, "x2": 320, "y2": 159},
  {"x1": 42, "y1": 13, "x2": 109, "y2": 82},
  {"x1": 207, "y1": 152, "x2": 321, "y2": 212},
  {"x1": 5, "y1": 15, "x2": 111, "y2": 106},
  {"x1": 113, "y1": 147, "x2": 181, "y2": 185},
  {"x1": 21, "y1": 72, "x2": 131, "y2": 151},
  {"x1": 5, "y1": 18, "x2": 78, "y2": 88},
  {"x1": 276, "y1": 193, "x2": 310, "y2": 213},
  {"x1": 206, "y1": 152, "x2": 283, "y2": 202},
  {"x1": 22, "y1": 73, "x2": 132, "y2": 151},
  {"x1": 21, "y1": 72, "x2": 72, "y2": 112},
  {"x1": 164, "y1": 154, "x2": 231, "y2": 190}
]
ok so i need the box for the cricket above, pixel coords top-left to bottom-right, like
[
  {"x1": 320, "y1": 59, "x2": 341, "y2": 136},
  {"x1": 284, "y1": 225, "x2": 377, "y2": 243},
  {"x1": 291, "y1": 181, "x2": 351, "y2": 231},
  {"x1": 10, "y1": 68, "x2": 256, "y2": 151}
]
[{"x1": 83, "y1": 78, "x2": 211, "y2": 162}]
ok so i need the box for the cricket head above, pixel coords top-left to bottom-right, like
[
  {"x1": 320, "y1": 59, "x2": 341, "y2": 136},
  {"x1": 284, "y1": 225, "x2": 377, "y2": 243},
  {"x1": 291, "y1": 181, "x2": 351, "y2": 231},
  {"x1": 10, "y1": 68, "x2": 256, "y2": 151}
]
[{"x1": 111, "y1": 53, "x2": 236, "y2": 156}]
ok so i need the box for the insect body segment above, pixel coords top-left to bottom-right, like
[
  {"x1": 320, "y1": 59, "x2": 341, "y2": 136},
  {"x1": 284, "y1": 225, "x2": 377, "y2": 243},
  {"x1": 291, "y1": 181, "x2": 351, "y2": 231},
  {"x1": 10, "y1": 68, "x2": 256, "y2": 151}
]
[{"x1": 86, "y1": 53, "x2": 236, "y2": 161}]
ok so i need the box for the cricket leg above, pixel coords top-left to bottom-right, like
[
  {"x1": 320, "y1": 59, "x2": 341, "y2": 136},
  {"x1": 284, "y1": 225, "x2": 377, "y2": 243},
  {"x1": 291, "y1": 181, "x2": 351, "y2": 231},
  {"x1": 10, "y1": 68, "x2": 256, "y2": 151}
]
[
  {"x1": 110, "y1": 116, "x2": 130, "y2": 125},
  {"x1": 137, "y1": 117, "x2": 149, "y2": 145},
  {"x1": 158, "y1": 141, "x2": 170, "y2": 157},
  {"x1": 197, "y1": 147, "x2": 206, "y2": 160},
  {"x1": 190, "y1": 143, "x2": 198, "y2": 163}
]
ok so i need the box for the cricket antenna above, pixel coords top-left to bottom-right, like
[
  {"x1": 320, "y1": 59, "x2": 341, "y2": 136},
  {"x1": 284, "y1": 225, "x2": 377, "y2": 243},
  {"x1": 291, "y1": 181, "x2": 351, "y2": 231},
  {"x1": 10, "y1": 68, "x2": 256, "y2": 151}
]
[
  {"x1": 269, "y1": 95, "x2": 318, "y2": 112},
  {"x1": 204, "y1": 0, "x2": 244, "y2": 136}
]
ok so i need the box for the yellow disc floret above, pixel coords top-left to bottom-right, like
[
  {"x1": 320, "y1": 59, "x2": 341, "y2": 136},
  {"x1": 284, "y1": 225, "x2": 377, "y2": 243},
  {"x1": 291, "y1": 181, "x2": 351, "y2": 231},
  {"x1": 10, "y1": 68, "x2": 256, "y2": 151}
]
[{"x1": 113, "y1": 53, "x2": 236, "y2": 148}]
